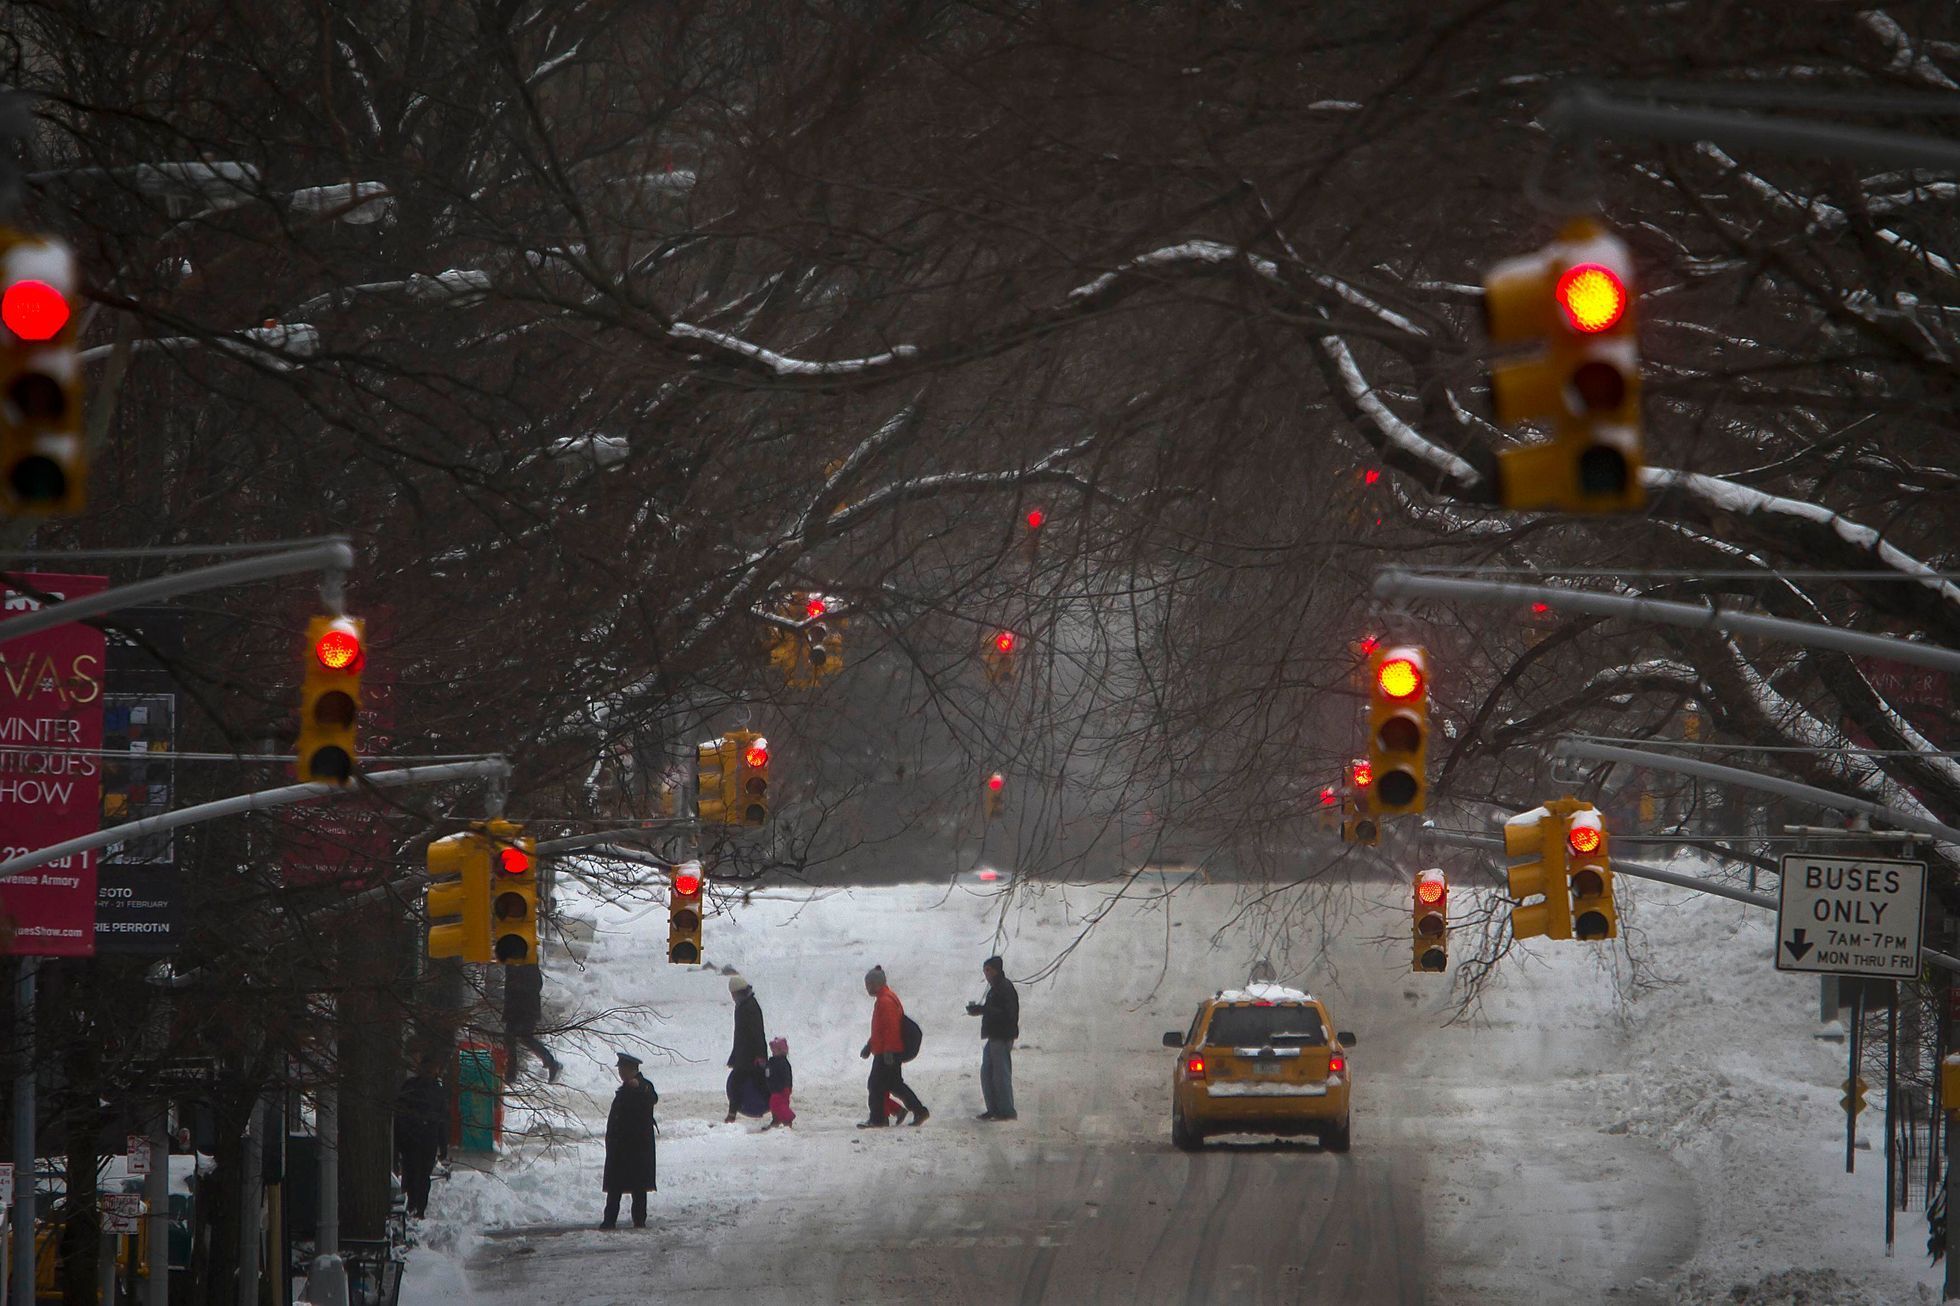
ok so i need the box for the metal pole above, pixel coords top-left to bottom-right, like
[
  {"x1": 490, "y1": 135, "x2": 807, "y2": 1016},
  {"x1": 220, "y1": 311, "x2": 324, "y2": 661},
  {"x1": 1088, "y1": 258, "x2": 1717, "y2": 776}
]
[
  {"x1": 1553, "y1": 739, "x2": 1960, "y2": 846},
  {"x1": 316, "y1": 1018, "x2": 336, "y2": 1262},
  {"x1": 144, "y1": 1108, "x2": 167, "y2": 1306},
  {"x1": 0, "y1": 760, "x2": 512, "y2": 882},
  {"x1": 1887, "y1": 990, "x2": 1898, "y2": 1250},
  {"x1": 236, "y1": 1097, "x2": 262, "y2": 1306},
  {"x1": 0, "y1": 541, "x2": 355, "y2": 646},
  {"x1": 1549, "y1": 86, "x2": 1960, "y2": 174},
  {"x1": 9, "y1": 959, "x2": 31, "y2": 1306},
  {"x1": 1373, "y1": 570, "x2": 1960, "y2": 675}
]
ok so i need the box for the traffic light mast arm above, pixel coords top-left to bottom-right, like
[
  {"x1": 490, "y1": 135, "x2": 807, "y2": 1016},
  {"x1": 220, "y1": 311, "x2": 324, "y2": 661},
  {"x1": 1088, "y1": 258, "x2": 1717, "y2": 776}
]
[
  {"x1": 0, "y1": 758, "x2": 510, "y2": 882},
  {"x1": 0, "y1": 539, "x2": 356, "y2": 647},
  {"x1": 1374, "y1": 570, "x2": 1960, "y2": 676},
  {"x1": 1423, "y1": 824, "x2": 1960, "y2": 974}
]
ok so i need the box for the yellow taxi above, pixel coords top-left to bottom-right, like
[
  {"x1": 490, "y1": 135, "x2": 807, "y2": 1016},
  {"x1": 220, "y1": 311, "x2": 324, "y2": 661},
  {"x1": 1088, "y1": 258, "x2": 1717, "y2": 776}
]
[{"x1": 1162, "y1": 983, "x2": 1354, "y2": 1152}]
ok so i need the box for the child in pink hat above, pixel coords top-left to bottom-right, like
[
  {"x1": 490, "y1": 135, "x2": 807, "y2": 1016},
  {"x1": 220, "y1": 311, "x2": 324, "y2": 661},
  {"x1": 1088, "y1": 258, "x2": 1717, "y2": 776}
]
[{"x1": 762, "y1": 1037, "x2": 795, "y2": 1129}]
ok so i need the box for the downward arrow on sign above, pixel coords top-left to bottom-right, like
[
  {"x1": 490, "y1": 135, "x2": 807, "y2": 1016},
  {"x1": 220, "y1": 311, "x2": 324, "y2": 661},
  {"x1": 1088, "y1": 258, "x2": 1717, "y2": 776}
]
[{"x1": 1784, "y1": 929, "x2": 1814, "y2": 962}]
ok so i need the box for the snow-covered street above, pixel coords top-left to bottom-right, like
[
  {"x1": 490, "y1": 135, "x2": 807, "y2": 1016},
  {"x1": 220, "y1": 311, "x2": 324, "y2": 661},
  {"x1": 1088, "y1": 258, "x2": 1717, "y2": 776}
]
[{"x1": 399, "y1": 862, "x2": 1940, "y2": 1304}]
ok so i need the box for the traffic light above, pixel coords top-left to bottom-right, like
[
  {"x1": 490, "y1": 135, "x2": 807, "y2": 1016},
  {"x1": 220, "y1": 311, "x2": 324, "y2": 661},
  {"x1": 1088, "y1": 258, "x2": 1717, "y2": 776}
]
[
  {"x1": 426, "y1": 831, "x2": 492, "y2": 963},
  {"x1": 1367, "y1": 645, "x2": 1428, "y2": 816},
  {"x1": 1341, "y1": 759, "x2": 1378, "y2": 844},
  {"x1": 695, "y1": 736, "x2": 736, "y2": 825},
  {"x1": 983, "y1": 629, "x2": 1019, "y2": 683},
  {"x1": 296, "y1": 614, "x2": 365, "y2": 786},
  {"x1": 732, "y1": 730, "x2": 770, "y2": 826},
  {"x1": 1485, "y1": 216, "x2": 1643, "y2": 513},
  {"x1": 1504, "y1": 803, "x2": 1571, "y2": 941},
  {"x1": 1564, "y1": 806, "x2": 1618, "y2": 941},
  {"x1": 800, "y1": 595, "x2": 844, "y2": 682},
  {"x1": 0, "y1": 232, "x2": 84, "y2": 515},
  {"x1": 1413, "y1": 868, "x2": 1447, "y2": 972},
  {"x1": 668, "y1": 859, "x2": 704, "y2": 964},
  {"x1": 985, "y1": 771, "x2": 1005, "y2": 820},
  {"x1": 484, "y1": 818, "x2": 539, "y2": 964}
]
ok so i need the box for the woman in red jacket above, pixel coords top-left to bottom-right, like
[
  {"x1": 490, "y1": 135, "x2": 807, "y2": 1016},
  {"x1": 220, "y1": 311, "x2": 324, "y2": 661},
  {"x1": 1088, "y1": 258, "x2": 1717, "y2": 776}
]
[{"x1": 857, "y1": 965, "x2": 928, "y2": 1128}]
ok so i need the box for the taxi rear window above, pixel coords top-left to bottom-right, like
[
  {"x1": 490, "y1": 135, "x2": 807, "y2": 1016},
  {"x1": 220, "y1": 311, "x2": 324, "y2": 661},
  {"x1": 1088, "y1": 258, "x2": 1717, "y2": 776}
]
[{"x1": 1204, "y1": 1005, "x2": 1326, "y2": 1048}]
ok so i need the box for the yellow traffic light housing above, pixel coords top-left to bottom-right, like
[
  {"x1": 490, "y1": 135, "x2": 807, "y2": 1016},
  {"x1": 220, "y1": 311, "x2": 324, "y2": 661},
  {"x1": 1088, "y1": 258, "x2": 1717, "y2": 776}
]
[
  {"x1": 1564, "y1": 806, "x2": 1618, "y2": 941},
  {"x1": 0, "y1": 231, "x2": 84, "y2": 516},
  {"x1": 1367, "y1": 646, "x2": 1428, "y2": 816},
  {"x1": 426, "y1": 831, "x2": 492, "y2": 963},
  {"x1": 1504, "y1": 804, "x2": 1572, "y2": 941},
  {"x1": 484, "y1": 818, "x2": 539, "y2": 964},
  {"x1": 1340, "y1": 795, "x2": 1379, "y2": 846},
  {"x1": 695, "y1": 736, "x2": 737, "y2": 825},
  {"x1": 730, "y1": 730, "x2": 770, "y2": 826},
  {"x1": 1413, "y1": 869, "x2": 1447, "y2": 972},
  {"x1": 983, "y1": 629, "x2": 1020, "y2": 684},
  {"x1": 668, "y1": 860, "x2": 704, "y2": 964},
  {"x1": 984, "y1": 771, "x2": 1005, "y2": 820},
  {"x1": 296, "y1": 614, "x2": 365, "y2": 786},
  {"x1": 1485, "y1": 217, "x2": 1643, "y2": 513}
]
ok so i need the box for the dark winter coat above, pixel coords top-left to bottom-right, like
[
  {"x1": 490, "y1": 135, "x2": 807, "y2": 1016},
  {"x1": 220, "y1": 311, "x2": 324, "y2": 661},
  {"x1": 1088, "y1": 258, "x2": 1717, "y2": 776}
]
[
  {"x1": 765, "y1": 1053, "x2": 793, "y2": 1094},
  {"x1": 393, "y1": 1073, "x2": 447, "y2": 1160},
  {"x1": 728, "y1": 992, "x2": 767, "y2": 1071},
  {"x1": 602, "y1": 1075, "x2": 658, "y2": 1193},
  {"x1": 504, "y1": 964, "x2": 543, "y2": 1036},
  {"x1": 979, "y1": 973, "x2": 1020, "y2": 1042}
]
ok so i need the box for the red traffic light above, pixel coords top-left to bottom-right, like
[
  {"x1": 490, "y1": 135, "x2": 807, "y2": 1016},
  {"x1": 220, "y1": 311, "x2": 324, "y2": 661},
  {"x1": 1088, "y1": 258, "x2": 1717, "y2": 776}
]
[
  {"x1": 1350, "y1": 759, "x2": 1373, "y2": 789},
  {"x1": 1568, "y1": 823, "x2": 1602, "y2": 856},
  {"x1": 742, "y1": 737, "x2": 769, "y2": 770},
  {"x1": 1026, "y1": 508, "x2": 1046, "y2": 530},
  {"x1": 805, "y1": 595, "x2": 827, "y2": 619},
  {"x1": 993, "y1": 630, "x2": 1017, "y2": 654},
  {"x1": 1362, "y1": 468, "x2": 1380, "y2": 486},
  {"x1": 987, "y1": 772, "x2": 1005, "y2": 793},
  {"x1": 497, "y1": 845, "x2": 531, "y2": 875},
  {"x1": 1376, "y1": 656, "x2": 1422, "y2": 701},
  {"x1": 673, "y1": 868, "x2": 702, "y2": 897},
  {"x1": 1, "y1": 280, "x2": 70, "y2": 342},
  {"x1": 1358, "y1": 635, "x2": 1380, "y2": 655},
  {"x1": 1554, "y1": 264, "x2": 1627, "y2": 335},
  {"x1": 1319, "y1": 785, "x2": 1337, "y2": 807},
  {"x1": 1417, "y1": 875, "x2": 1445, "y2": 906},
  {"x1": 313, "y1": 625, "x2": 365, "y2": 672}
]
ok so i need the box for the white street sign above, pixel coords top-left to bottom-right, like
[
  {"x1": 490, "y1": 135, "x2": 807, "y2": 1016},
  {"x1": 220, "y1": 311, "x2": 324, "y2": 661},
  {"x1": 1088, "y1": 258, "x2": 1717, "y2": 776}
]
[
  {"x1": 0, "y1": 1162, "x2": 13, "y2": 1210},
  {"x1": 100, "y1": 1193, "x2": 142, "y2": 1235},
  {"x1": 127, "y1": 1132, "x2": 152, "y2": 1177},
  {"x1": 1776, "y1": 854, "x2": 1926, "y2": 979}
]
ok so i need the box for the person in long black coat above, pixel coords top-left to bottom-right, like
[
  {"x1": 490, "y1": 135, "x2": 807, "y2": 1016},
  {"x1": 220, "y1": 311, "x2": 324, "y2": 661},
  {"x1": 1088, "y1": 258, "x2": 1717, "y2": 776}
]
[
  {"x1": 723, "y1": 972, "x2": 768, "y2": 1123},
  {"x1": 393, "y1": 1056, "x2": 449, "y2": 1218},
  {"x1": 503, "y1": 963, "x2": 563, "y2": 1084},
  {"x1": 601, "y1": 1052, "x2": 658, "y2": 1229}
]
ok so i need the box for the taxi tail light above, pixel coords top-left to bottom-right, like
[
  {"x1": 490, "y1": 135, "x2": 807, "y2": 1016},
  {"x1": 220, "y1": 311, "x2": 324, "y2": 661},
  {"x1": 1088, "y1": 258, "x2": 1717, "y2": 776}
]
[
  {"x1": 1328, "y1": 1053, "x2": 1346, "y2": 1076},
  {"x1": 1185, "y1": 1055, "x2": 1205, "y2": 1077}
]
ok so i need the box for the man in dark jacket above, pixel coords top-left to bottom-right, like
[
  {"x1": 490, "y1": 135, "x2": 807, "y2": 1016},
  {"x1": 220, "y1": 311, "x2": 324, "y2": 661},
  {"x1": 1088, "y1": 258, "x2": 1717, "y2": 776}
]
[
  {"x1": 602, "y1": 1052, "x2": 658, "y2": 1229},
  {"x1": 393, "y1": 1055, "x2": 449, "y2": 1217},
  {"x1": 965, "y1": 955, "x2": 1019, "y2": 1121},
  {"x1": 723, "y1": 972, "x2": 768, "y2": 1123},
  {"x1": 503, "y1": 963, "x2": 562, "y2": 1085}
]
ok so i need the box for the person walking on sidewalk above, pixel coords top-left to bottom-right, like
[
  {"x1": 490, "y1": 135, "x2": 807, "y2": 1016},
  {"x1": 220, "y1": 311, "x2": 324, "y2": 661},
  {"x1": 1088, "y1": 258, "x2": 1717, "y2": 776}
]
[
  {"x1": 965, "y1": 954, "x2": 1019, "y2": 1121},
  {"x1": 504, "y1": 962, "x2": 563, "y2": 1085},
  {"x1": 601, "y1": 1053, "x2": 658, "y2": 1229},
  {"x1": 393, "y1": 1053, "x2": 448, "y2": 1218},
  {"x1": 858, "y1": 965, "x2": 928, "y2": 1128},
  {"x1": 724, "y1": 972, "x2": 769, "y2": 1122}
]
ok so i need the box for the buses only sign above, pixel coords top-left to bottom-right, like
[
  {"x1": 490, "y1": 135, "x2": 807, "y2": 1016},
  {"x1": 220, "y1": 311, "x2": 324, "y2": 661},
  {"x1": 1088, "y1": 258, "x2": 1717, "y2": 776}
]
[{"x1": 1776, "y1": 854, "x2": 1926, "y2": 980}]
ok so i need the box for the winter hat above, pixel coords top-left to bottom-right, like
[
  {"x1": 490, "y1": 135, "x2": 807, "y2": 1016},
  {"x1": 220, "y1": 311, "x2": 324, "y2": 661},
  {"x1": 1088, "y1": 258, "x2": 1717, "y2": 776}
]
[
  {"x1": 865, "y1": 964, "x2": 887, "y2": 989},
  {"x1": 769, "y1": 1036, "x2": 788, "y2": 1056},
  {"x1": 984, "y1": 955, "x2": 1004, "y2": 971},
  {"x1": 728, "y1": 972, "x2": 752, "y2": 997}
]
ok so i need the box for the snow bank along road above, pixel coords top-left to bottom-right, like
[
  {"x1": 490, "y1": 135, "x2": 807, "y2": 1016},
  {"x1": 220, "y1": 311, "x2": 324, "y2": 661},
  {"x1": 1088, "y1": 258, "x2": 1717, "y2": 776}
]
[{"x1": 418, "y1": 866, "x2": 1937, "y2": 1304}]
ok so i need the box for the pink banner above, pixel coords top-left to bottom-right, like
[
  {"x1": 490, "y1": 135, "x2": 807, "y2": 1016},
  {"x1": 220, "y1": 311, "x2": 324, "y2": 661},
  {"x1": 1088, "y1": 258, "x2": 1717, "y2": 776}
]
[{"x1": 0, "y1": 573, "x2": 107, "y2": 956}]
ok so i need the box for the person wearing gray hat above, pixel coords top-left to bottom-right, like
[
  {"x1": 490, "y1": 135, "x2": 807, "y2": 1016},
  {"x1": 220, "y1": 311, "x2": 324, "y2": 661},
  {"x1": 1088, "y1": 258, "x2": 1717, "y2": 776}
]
[
  {"x1": 724, "y1": 973, "x2": 769, "y2": 1123},
  {"x1": 601, "y1": 1053, "x2": 658, "y2": 1229},
  {"x1": 966, "y1": 955, "x2": 1020, "y2": 1121},
  {"x1": 858, "y1": 965, "x2": 928, "y2": 1128}
]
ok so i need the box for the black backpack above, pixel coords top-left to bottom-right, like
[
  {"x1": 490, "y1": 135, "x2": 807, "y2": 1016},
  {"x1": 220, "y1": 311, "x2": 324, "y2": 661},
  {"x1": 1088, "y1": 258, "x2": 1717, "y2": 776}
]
[{"x1": 900, "y1": 1013, "x2": 923, "y2": 1063}]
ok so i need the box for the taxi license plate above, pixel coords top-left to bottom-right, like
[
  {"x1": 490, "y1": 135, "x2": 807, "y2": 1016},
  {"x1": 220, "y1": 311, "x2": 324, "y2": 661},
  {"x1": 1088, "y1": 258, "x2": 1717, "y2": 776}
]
[{"x1": 1253, "y1": 1060, "x2": 1282, "y2": 1075}]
